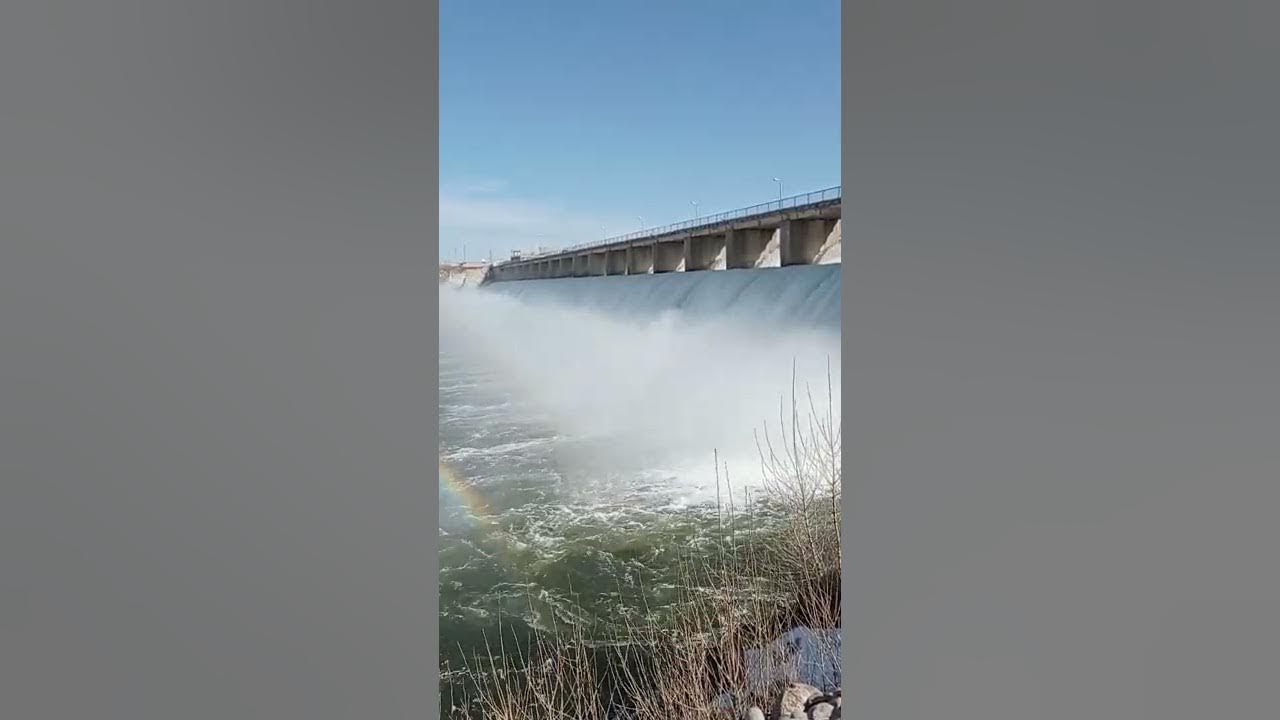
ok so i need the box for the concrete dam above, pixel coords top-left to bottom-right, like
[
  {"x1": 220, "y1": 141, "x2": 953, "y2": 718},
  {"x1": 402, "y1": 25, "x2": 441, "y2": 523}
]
[{"x1": 486, "y1": 187, "x2": 840, "y2": 282}]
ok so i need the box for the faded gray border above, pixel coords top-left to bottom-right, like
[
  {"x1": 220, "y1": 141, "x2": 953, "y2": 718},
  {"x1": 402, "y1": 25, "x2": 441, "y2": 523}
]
[
  {"x1": 842, "y1": 1, "x2": 1280, "y2": 718},
  {"x1": 427, "y1": 3, "x2": 442, "y2": 713},
  {"x1": 1, "y1": 2, "x2": 440, "y2": 717}
]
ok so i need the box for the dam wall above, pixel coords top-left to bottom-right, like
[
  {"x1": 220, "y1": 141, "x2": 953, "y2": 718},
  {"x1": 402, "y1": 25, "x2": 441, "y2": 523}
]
[
  {"x1": 495, "y1": 221, "x2": 841, "y2": 281},
  {"x1": 489, "y1": 187, "x2": 840, "y2": 282}
]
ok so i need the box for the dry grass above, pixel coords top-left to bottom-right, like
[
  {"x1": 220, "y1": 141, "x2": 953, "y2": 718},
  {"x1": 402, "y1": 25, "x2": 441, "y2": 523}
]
[{"x1": 447, "y1": 367, "x2": 841, "y2": 720}]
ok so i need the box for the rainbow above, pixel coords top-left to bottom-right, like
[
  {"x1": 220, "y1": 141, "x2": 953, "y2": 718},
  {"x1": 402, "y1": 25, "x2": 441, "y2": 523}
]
[
  {"x1": 439, "y1": 458, "x2": 529, "y2": 574},
  {"x1": 439, "y1": 459, "x2": 492, "y2": 522}
]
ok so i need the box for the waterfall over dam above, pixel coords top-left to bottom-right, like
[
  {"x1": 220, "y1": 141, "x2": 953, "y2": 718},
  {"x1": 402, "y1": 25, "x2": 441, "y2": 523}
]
[
  {"x1": 441, "y1": 262, "x2": 840, "y2": 478},
  {"x1": 480, "y1": 264, "x2": 840, "y2": 331}
]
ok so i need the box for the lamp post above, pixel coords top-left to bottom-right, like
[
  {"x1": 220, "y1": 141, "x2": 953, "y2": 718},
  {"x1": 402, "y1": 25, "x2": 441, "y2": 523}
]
[
  {"x1": 638, "y1": 216, "x2": 644, "y2": 231},
  {"x1": 690, "y1": 200, "x2": 699, "y2": 220},
  {"x1": 773, "y1": 177, "x2": 783, "y2": 204}
]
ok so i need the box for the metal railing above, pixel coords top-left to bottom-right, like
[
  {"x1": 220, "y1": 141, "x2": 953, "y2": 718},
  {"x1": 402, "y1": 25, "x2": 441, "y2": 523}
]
[{"x1": 505, "y1": 185, "x2": 840, "y2": 263}]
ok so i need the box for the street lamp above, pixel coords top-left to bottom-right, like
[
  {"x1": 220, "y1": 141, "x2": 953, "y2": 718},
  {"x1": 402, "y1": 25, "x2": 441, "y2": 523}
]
[
  {"x1": 638, "y1": 216, "x2": 645, "y2": 231},
  {"x1": 690, "y1": 200, "x2": 699, "y2": 220},
  {"x1": 773, "y1": 177, "x2": 783, "y2": 203}
]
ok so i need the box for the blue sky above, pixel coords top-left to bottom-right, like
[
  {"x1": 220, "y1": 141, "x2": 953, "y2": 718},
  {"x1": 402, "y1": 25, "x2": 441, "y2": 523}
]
[{"x1": 440, "y1": 0, "x2": 840, "y2": 262}]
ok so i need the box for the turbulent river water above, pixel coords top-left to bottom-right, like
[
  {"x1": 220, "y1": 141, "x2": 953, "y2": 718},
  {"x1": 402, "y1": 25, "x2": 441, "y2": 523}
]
[{"x1": 438, "y1": 265, "x2": 840, "y2": 698}]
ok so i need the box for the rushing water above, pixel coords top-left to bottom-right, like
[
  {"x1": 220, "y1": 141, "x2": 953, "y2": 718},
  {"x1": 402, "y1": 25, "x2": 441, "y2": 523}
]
[{"x1": 439, "y1": 265, "x2": 840, "y2": 701}]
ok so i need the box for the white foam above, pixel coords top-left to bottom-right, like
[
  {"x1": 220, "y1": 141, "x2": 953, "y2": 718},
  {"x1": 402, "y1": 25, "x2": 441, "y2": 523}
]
[{"x1": 440, "y1": 284, "x2": 838, "y2": 501}]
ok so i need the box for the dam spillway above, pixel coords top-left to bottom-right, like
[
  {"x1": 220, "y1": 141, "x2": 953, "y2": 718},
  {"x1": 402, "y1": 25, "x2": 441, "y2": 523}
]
[
  {"x1": 443, "y1": 262, "x2": 840, "y2": 462},
  {"x1": 482, "y1": 264, "x2": 841, "y2": 332}
]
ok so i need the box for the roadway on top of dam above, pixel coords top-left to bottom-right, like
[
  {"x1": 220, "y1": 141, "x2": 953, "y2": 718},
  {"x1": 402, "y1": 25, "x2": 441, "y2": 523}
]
[{"x1": 488, "y1": 186, "x2": 841, "y2": 282}]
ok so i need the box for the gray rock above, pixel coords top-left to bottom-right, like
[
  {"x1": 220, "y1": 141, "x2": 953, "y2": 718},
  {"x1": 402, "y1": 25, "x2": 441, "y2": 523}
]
[
  {"x1": 773, "y1": 682, "x2": 822, "y2": 720},
  {"x1": 744, "y1": 706, "x2": 766, "y2": 720},
  {"x1": 808, "y1": 701, "x2": 835, "y2": 720},
  {"x1": 803, "y1": 693, "x2": 835, "y2": 709}
]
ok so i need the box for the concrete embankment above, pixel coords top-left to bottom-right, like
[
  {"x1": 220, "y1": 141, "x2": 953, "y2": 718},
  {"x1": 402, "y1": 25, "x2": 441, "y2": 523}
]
[{"x1": 439, "y1": 262, "x2": 490, "y2": 288}]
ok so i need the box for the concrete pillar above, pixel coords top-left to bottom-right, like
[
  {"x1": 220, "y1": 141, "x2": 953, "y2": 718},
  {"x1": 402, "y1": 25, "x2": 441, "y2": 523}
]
[
  {"x1": 588, "y1": 252, "x2": 607, "y2": 276},
  {"x1": 684, "y1": 233, "x2": 726, "y2": 271},
  {"x1": 571, "y1": 254, "x2": 586, "y2": 277},
  {"x1": 726, "y1": 228, "x2": 772, "y2": 268},
  {"x1": 626, "y1": 244, "x2": 653, "y2": 274},
  {"x1": 653, "y1": 240, "x2": 684, "y2": 273},
  {"x1": 606, "y1": 249, "x2": 627, "y2": 275},
  {"x1": 779, "y1": 219, "x2": 830, "y2": 266}
]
